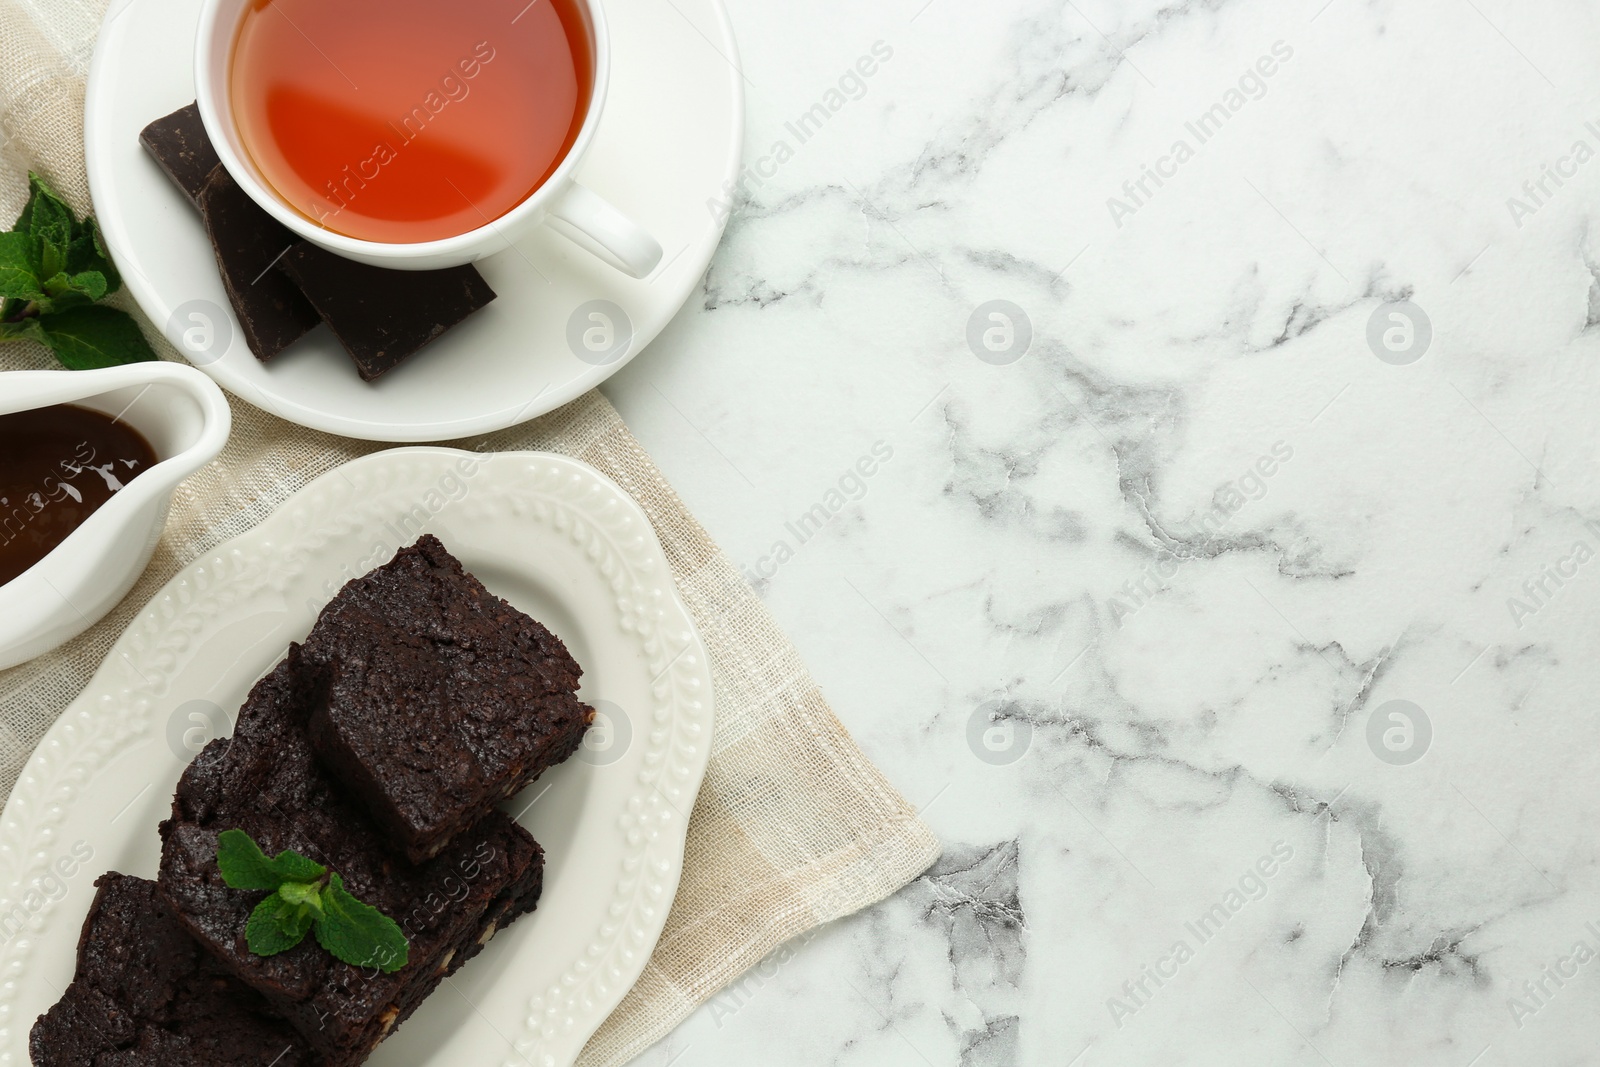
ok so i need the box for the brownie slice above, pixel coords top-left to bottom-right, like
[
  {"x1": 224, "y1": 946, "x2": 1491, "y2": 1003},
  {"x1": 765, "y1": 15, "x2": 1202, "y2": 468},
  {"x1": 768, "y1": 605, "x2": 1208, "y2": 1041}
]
[
  {"x1": 138, "y1": 103, "x2": 221, "y2": 208},
  {"x1": 299, "y1": 535, "x2": 593, "y2": 864},
  {"x1": 158, "y1": 651, "x2": 543, "y2": 1065},
  {"x1": 197, "y1": 169, "x2": 323, "y2": 362},
  {"x1": 278, "y1": 242, "x2": 496, "y2": 381},
  {"x1": 30, "y1": 873, "x2": 315, "y2": 1067}
]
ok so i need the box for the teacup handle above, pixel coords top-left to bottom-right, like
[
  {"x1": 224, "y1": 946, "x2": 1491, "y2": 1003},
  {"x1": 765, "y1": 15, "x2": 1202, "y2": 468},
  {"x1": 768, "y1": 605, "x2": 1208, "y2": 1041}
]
[{"x1": 546, "y1": 182, "x2": 663, "y2": 279}]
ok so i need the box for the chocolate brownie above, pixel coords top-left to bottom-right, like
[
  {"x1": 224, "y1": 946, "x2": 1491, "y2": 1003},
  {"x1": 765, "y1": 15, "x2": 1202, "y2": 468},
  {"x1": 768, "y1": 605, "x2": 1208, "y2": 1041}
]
[
  {"x1": 30, "y1": 873, "x2": 314, "y2": 1067},
  {"x1": 299, "y1": 535, "x2": 593, "y2": 864},
  {"x1": 158, "y1": 651, "x2": 543, "y2": 1065}
]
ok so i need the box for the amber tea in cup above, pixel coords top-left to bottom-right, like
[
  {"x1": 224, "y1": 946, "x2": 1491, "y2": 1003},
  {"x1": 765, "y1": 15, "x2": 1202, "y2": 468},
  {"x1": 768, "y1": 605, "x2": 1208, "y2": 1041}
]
[{"x1": 230, "y1": 0, "x2": 593, "y2": 244}]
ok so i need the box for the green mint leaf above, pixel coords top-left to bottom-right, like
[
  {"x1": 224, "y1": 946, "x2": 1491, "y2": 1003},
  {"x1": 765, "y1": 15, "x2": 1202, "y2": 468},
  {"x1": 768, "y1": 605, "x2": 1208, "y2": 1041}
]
[
  {"x1": 20, "y1": 175, "x2": 74, "y2": 279},
  {"x1": 69, "y1": 270, "x2": 107, "y2": 302},
  {"x1": 40, "y1": 242, "x2": 66, "y2": 282},
  {"x1": 217, "y1": 829, "x2": 289, "y2": 890},
  {"x1": 216, "y1": 828, "x2": 328, "y2": 890},
  {"x1": 19, "y1": 174, "x2": 72, "y2": 236},
  {"x1": 0, "y1": 317, "x2": 45, "y2": 345},
  {"x1": 66, "y1": 217, "x2": 120, "y2": 295},
  {"x1": 277, "y1": 879, "x2": 327, "y2": 917},
  {"x1": 34, "y1": 305, "x2": 157, "y2": 369},
  {"x1": 246, "y1": 891, "x2": 315, "y2": 956},
  {"x1": 37, "y1": 273, "x2": 89, "y2": 314},
  {"x1": 0, "y1": 231, "x2": 44, "y2": 301},
  {"x1": 4, "y1": 174, "x2": 131, "y2": 371},
  {"x1": 219, "y1": 836, "x2": 407, "y2": 971},
  {"x1": 313, "y1": 873, "x2": 409, "y2": 973},
  {"x1": 13, "y1": 174, "x2": 43, "y2": 232},
  {"x1": 32, "y1": 271, "x2": 109, "y2": 316},
  {"x1": 36, "y1": 295, "x2": 90, "y2": 317}
]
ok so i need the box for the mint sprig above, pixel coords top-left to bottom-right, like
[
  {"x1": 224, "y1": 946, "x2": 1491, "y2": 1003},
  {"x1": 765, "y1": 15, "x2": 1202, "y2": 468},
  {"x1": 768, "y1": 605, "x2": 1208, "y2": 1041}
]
[
  {"x1": 216, "y1": 829, "x2": 409, "y2": 973},
  {"x1": 0, "y1": 173, "x2": 155, "y2": 369}
]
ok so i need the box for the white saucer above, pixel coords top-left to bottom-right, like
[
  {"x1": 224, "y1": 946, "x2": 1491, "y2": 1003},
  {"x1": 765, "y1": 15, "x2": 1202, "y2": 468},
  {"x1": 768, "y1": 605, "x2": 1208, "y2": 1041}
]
[{"x1": 85, "y1": 0, "x2": 742, "y2": 442}]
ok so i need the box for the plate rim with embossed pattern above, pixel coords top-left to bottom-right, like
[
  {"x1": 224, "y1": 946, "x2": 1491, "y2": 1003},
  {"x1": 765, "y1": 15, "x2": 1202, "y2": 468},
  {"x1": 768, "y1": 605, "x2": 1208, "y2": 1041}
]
[{"x1": 0, "y1": 447, "x2": 714, "y2": 1067}]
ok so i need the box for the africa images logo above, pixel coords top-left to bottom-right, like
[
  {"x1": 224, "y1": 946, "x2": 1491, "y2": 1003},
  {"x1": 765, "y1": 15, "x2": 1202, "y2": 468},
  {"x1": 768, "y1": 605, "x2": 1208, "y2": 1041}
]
[
  {"x1": 1106, "y1": 841, "x2": 1294, "y2": 1027},
  {"x1": 707, "y1": 41, "x2": 894, "y2": 221},
  {"x1": 740, "y1": 441, "x2": 894, "y2": 586},
  {"x1": 1105, "y1": 41, "x2": 1294, "y2": 229}
]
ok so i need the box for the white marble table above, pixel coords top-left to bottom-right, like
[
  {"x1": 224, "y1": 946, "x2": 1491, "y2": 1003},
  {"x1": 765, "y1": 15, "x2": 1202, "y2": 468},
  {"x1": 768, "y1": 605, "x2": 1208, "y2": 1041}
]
[{"x1": 605, "y1": 0, "x2": 1600, "y2": 1063}]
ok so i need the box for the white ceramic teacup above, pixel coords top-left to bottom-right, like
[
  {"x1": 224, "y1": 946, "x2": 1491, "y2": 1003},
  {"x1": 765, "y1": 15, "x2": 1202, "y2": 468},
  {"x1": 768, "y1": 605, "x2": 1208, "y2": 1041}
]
[
  {"x1": 0, "y1": 363, "x2": 231, "y2": 670},
  {"x1": 193, "y1": 0, "x2": 663, "y2": 276}
]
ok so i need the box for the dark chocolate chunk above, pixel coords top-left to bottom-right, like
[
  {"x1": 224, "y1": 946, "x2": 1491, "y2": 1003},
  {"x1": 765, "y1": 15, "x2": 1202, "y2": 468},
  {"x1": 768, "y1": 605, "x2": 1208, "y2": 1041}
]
[
  {"x1": 158, "y1": 650, "x2": 543, "y2": 1064},
  {"x1": 279, "y1": 242, "x2": 496, "y2": 381},
  {"x1": 300, "y1": 534, "x2": 593, "y2": 863},
  {"x1": 140, "y1": 101, "x2": 497, "y2": 377},
  {"x1": 138, "y1": 103, "x2": 222, "y2": 209},
  {"x1": 30, "y1": 872, "x2": 316, "y2": 1067},
  {"x1": 197, "y1": 169, "x2": 322, "y2": 362}
]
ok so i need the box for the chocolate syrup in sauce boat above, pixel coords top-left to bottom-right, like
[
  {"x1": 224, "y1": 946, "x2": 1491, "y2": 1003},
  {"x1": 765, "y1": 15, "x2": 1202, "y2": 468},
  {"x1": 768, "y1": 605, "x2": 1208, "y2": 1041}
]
[{"x1": 0, "y1": 405, "x2": 157, "y2": 585}]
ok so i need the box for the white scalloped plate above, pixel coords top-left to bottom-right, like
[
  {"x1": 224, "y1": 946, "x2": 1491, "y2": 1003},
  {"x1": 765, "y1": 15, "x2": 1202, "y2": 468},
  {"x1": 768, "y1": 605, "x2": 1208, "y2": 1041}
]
[{"x1": 0, "y1": 448, "x2": 713, "y2": 1067}]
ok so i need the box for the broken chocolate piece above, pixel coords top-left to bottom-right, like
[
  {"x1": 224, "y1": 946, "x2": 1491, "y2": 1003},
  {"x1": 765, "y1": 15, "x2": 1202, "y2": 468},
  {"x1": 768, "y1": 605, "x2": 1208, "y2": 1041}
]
[
  {"x1": 139, "y1": 100, "x2": 498, "y2": 376},
  {"x1": 138, "y1": 103, "x2": 223, "y2": 209},
  {"x1": 279, "y1": 242, "x2": 496, "y2": 382},
  {"x1": 197, "y1": 169, "x2": 322, "y2": 362}
]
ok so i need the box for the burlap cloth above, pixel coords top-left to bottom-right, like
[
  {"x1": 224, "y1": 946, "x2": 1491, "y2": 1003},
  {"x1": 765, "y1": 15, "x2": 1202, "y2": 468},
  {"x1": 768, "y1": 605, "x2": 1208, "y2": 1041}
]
[{"x1": 0, "y1": 2, "x2": 941, "y2": 1062}]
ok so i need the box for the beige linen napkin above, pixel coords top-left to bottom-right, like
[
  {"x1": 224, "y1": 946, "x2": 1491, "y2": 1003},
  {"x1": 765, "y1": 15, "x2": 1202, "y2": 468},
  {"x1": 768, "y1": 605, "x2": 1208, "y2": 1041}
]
[{"x1": 0, "y1": 2, "x2": 941, "y2": 1063}]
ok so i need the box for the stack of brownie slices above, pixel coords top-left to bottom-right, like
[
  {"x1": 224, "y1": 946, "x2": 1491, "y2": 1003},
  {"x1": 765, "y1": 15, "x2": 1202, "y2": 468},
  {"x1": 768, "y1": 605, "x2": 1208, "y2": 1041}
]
[
  {"x1": 32, "y1": 535, "x2": 594, "y2": 1066},
  {"x1": 140, "y1": 104, "x2": 497, "y2": 381}
]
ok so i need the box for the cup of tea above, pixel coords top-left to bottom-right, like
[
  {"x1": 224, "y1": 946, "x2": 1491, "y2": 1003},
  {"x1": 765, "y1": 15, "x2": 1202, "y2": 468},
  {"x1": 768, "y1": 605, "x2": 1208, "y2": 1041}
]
[{"x1": 193, "y1": 0, "x2": 662, "y2": 276}]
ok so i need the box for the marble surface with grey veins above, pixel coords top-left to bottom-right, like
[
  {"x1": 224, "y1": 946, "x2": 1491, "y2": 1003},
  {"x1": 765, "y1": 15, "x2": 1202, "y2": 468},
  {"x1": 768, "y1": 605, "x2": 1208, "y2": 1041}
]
[{"x1": 602, "y1": 0, "x2": 1600, "y2": 1063}]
